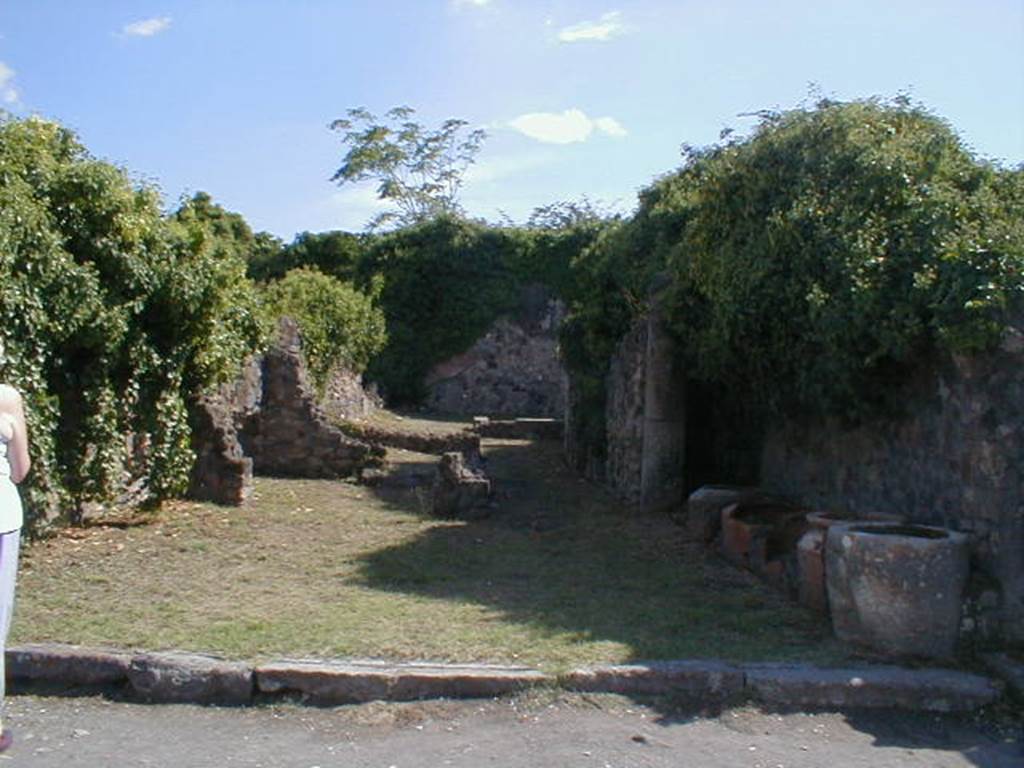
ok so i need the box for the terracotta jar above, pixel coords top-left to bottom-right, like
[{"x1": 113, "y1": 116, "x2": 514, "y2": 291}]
[{"x1": 721, "y1": 501, "x2": 807, "y2": 585}]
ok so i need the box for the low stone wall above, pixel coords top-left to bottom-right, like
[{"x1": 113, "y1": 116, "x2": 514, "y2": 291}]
[
  {"x1": 423, "y1": 285, "x2": 567, "y2": 418},
  {"x1": 761, "y1": 326, "x2": 1024, "y2": 644},
  {"x1": 333, "y1": 421, "x2": 481, "y2": 460}
]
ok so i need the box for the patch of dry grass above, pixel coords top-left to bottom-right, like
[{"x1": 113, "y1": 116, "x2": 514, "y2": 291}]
[{"x1": 13, "y1": 430, "x2": 848, "y2": 672}]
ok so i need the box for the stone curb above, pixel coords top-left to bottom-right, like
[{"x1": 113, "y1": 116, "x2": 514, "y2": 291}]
[
  {"x1": 5, "y1": 644, "x2": 1003, "y2": 713},
  {"x1": 743, "y1": 663, "x2": 1001, "y2": 713},
  {"x1": 980, "y1": 653, "x2": 1024, "y2": 701},
  {"x1": 256, "y1": 659, "x2": 549, "y2": 705}
]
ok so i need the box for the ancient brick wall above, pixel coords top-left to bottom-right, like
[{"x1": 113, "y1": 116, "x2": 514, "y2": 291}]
[{"x1": 603, "y1": 319, "x2": 647, "y2": 503}]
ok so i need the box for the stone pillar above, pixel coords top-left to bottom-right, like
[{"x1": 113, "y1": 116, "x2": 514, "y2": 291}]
[{"x1": 640, "y1": 298, "x2": 686, "y2": 512}]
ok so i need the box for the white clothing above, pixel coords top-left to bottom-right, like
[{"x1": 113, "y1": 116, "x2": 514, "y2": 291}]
[
  {"x1": 0, "y1": 529, "x2": 18, "y2": 708},
  {"x1": 0, "y1": 428, "x2": 23, "y2": 533}
]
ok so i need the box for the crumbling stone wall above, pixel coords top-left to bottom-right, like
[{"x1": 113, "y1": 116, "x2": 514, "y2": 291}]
[
  {"x1": 322, "y1": 364, "x2": 381, "y2": 420},
  {"x1": 761, "y1": 324, "x2": 1024, "y2": 643},
  {"x1": 568, "y1": 298, "x2": 686, "y2": 510},
  {"x1": 241, "y1": 321, "x2": 380, "y2": 479},
  {"x1": 188, "y1": 319, "x2": 379, "y2": 502},
  {"x1": 424, "y1": 285, "x2": 567, "y2": 417}
]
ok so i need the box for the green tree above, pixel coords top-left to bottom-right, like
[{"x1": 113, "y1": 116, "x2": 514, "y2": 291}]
[
  {"x1": 248, "y1": 230, "x2": 369, "y2": 283},
  {"x1": 330, "y1": 106, "x2": 486, "y2": 229}
]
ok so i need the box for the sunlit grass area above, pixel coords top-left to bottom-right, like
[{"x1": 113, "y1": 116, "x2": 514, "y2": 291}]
[{"x1": 14, "y1": 433, "x2": 847, "y2": 673}]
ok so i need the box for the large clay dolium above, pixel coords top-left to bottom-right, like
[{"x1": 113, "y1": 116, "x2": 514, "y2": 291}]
[
  {"x1": 797, "y1": 511, "x2": 904, "y2": 613},
  {"x1": 825, "y1": 523, "x2": 969, "y2": 659}
]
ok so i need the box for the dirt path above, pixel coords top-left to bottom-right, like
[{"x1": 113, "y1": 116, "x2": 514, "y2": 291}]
[{"x1": 5, "y1": 694, "x2": 1021, "y2": 768}]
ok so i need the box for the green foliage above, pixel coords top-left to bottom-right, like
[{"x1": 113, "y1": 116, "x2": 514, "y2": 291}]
[
  {"x1": 358, "y1": 216, "x2": 521, "y2": 401},
  {"x1": 330, "y1": 106, "x2": 486, "y2": 229},
  {"x1": 261, "y1": 267, "x2": 387, "y2": 390},
  {"x1": 248, "y1": 229, "x2": 369, "y2": 283},
  {"x1": 0, "y1": 116, "x2": 264, "y2": 525},
  {"x1": 563, "y1": 97, "x2": 1024, "y2": 439},
  {"x1": 354, "y1": 213, "x2": 610, "y2": 403},
  {"x1": 665, "y1": 98, "x2": 1022, "y2": 419}
]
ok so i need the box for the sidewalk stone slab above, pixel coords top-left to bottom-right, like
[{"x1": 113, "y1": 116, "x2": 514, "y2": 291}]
[
  {"x1": 7, "y1": 643, "x2": 132, "y2": 687},
  {"x1": 256, "y1": 659, "x2": 549, "y2": 704},
  {"x1": 128, "y1": 652, "x2": 254, "y2": 705},
  {"x1": 562, "y1": 661, "x2": 743, "y2": 703},
  {"x1": 744, "y1": 664, "x2": 1001, "y2": 712}
]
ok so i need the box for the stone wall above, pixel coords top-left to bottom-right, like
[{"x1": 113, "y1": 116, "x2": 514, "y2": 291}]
[
  {"x1": 567, "y1": 295, "x2": 687, "y2": 510},
  {"x1": 322, "y1": 364, "x2": 381, "y2": 420},
  {"x1": 761, "y1": 325, "x2": 1024, "y2": 643},
  {"x1": 189, "y1": 319, "x2": 379, "y2": 503},
  {"x1": 240, "y1": 321, "x2": 380, "y2": 479},
  {"x1": 603, "y1": 320, "x2": 647, "y2": 503},
  {"x1": 563, "y1": 286, "x2": 1024, "y2": 643},
  {"x1": 423, "y1": 285, "x2": 567, "y2": 418}
]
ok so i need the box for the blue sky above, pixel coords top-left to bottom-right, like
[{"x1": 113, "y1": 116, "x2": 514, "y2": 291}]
[{"x1": 1, "y1": 1, "x2": 1022, "y2": 239}]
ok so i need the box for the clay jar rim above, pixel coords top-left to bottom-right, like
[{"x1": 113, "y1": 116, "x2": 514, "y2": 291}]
[
  {"x1": 842, "y1": 523, "x2": 950, "y2": 540},
  {"x1": 727, "y1": 502, "x2": 806, "y2": 527},
  {"x1": 806, "y1": 510, "x2": 905, "y2": 529}
]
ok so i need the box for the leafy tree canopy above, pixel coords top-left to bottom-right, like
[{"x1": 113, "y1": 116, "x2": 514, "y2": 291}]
[{"x1": 330, "y1": 106, "x2": 486, "y2": 230}]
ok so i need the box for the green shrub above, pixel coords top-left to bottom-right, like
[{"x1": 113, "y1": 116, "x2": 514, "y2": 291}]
[
  {"x1": 665, "y1": 97, "x2": 1023, "y2": 419},
  {"x1": 261, "y1": 267, "x2": 387, "y2": 391}
]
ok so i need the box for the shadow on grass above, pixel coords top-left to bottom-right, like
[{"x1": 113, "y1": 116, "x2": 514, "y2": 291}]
[{"x1": 358, "y1": 438, "x2": 842, "y2": 675}]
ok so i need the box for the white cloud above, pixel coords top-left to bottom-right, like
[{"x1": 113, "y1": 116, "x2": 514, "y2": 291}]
[
  {"x1": 0, "y1": 61, "x2": 18, "y2": 104},
  {"x1": 507, "y1": 109, "x2": 627, "y2": 144},
  {"x1": 122, "y1": 17, "x2": 172, "y2": 37},
  {"x1": 558, "y1": 11, "x2": 623, "y2": 43},
  {"x1": 593, "y1": 116, "x2": 627, "y2": 138},
  {"x1": 451, "y1": 0, "x2": 491, "y2": 8}
]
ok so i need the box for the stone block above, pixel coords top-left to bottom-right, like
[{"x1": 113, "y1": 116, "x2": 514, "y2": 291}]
[
  {"x1": 561, "y1": 660, "x2": 743, "y2": 703},
  {"x1": 7, "y1": 643, "x2": 132, "y2": 687},
  {"x1": 432, "y1": 452, "x2": 491, "y2": 518},
  {"x1": 744, "y1": 663, "x2": 1001, "y2": 712},
  {"x1": 255, "y1": 659, "x2": 547, "y2": 704},
  {"x1": 128, "y1": 652, "x2": 254, "y2": 705}
]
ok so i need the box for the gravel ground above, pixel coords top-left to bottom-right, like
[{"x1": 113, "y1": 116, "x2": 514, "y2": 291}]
[{"x1": 3, "y1": 693, "x2": 1021, "y2": 768}]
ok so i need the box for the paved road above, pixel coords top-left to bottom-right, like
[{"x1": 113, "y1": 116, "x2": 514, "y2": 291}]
[{"x1": 2, "y1": 693, "x2": 1021, "y2": 768}]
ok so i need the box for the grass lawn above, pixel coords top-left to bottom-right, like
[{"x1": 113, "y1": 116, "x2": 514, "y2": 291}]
[{"x1": 13, "y1": 427, "x2": 849, "y2": 673}]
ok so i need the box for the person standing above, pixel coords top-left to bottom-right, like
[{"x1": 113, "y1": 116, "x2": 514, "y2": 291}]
[{"x1": 0, "y1": 378, "x2": 30, "y2": 754}]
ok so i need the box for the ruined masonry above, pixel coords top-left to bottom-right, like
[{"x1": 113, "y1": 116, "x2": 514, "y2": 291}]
[
  {"x1": 188, "y1": 318, "x2": 380, "y2": 504},
  {"x1": 424, "y1": 284, "x2": 567, "y2": 418}
]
